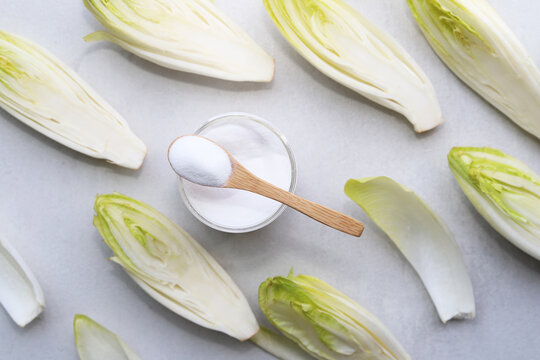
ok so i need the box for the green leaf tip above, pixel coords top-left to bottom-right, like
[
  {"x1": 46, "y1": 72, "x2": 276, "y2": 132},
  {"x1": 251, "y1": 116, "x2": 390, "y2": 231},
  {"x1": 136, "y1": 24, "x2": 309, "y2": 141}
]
[
  {"x1": 448, "y1": 147, "x2": 540, "y2": 223},
  {"x1": 407, "y1": 0, "x2": 540, "y2": 139},
  {"x1": 448, "y1": 146, "x2": 540, "y2": 260},
  {"x1": 406, "y1": 0, "x2": 492, "y2": 56},
  {"x1": 263, "y1": 0, "x2": 443, "y2": 133},
  {"x1": 73, "y1": 314, "x2": 141, "y2": 360},
  {"x1": 0, "y1": 30, "x2": 147, "y2": 169},
  {"x1": 259, "y1": 273, "x2": 411, "y2": 360},
  {"x1": 92, "y1": 193, "x2": 259, "y2": 341}
]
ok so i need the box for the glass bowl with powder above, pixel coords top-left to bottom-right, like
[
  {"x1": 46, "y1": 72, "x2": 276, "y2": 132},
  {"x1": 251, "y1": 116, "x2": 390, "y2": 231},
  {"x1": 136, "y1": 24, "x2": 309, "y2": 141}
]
[{"x1": 178, "y1": 112, "x2": 297, "y2": 233}]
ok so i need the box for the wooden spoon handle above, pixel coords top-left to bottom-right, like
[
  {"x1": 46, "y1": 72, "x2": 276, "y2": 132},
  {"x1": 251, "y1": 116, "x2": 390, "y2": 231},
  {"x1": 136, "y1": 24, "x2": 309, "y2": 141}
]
[{"x1": 226, "y1": 164, "x2": 364, "y2": 237}]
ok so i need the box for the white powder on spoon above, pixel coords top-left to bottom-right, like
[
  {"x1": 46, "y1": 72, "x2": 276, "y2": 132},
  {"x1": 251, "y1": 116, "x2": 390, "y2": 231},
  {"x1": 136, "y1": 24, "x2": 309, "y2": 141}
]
[
  {"x1": 168, "y1": 136, "x2": 232, "y2": 187},
  {"x1": 179, "y1": 116, "x2": 294, "y2": 231}
]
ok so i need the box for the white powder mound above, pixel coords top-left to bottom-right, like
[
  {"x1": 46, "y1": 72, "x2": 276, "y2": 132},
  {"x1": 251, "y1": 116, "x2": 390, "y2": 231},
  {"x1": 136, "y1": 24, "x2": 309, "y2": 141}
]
[
  {"x1": 181, "y1": 116, "x2": 293, "y2": 230},
  {"x1": 168, "y1": 136, "x2": 232, "y2": 187}
]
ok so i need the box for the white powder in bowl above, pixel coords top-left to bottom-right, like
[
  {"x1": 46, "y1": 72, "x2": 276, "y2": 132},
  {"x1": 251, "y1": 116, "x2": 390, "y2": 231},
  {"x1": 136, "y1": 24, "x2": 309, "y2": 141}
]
[
  {"x1": 181, "y1": 115, "x2": 294, "y2": 231},
  {"x1": 169, "y1": 136, "x2": 232, "y2": 187}
]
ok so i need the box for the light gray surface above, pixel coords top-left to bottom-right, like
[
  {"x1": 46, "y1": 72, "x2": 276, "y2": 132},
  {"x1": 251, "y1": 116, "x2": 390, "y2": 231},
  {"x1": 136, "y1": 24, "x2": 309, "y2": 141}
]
[{"x1": 1, "y1": 1, "x2": 540, "y2": 359}]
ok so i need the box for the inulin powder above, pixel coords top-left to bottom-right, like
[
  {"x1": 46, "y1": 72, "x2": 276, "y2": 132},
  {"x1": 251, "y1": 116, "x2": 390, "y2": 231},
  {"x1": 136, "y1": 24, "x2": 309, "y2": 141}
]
[{"x1": 181, "y1": 116, "x2": 293, "y2": 231}]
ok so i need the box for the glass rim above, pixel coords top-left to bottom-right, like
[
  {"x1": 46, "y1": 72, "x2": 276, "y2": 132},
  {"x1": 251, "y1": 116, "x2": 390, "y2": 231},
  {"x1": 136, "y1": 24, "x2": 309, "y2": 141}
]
[{"x1": 178, "y1": 112, "x2": 297, "y2": 233}]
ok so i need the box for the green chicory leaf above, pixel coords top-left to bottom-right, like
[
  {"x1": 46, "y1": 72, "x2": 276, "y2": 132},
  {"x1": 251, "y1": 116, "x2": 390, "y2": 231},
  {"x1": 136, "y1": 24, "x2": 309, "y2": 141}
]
[
  {"x1": 0, "y1": 30, "x2": 147, "y2": 169},
  {"x1": 259, "y1": 272, "x2": 411, "y2": 360},
  {"x1": 263, "y1": 0, "x2": 443, "y2": 132},
  {"x1": 92, "y1": 193, "x2": 312, "y2": 360},
  {"x1": 83, "y1": 0, "x2": 275, "y2": 82},
  {"x1": 93, "y1": 193, "x2": 259, "y2": 341},
  {"x1": 407, "y1": 0, "x2": 540, "y2": 139},
  {"x1": 448, "y1": 147, "x2": 540, "y2": 260}
]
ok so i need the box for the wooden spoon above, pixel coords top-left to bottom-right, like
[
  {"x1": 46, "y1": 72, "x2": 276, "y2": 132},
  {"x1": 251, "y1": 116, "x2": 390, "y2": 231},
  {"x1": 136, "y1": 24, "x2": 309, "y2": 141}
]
[{"x1": 168, "y1": 135, "x2": 364, "y2": 237}]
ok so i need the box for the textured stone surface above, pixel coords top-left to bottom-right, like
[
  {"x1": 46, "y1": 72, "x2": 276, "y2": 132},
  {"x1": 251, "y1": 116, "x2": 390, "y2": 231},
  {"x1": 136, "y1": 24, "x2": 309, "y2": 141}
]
[{"x1": 1, "y1": 1, "x2": 539, "y2": 359}]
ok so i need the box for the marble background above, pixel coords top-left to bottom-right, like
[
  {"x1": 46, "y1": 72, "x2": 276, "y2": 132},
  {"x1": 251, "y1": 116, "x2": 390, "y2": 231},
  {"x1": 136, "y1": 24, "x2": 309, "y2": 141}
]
[{"x1": 1, "y1": 0, "x2": 539, "y2": 359}]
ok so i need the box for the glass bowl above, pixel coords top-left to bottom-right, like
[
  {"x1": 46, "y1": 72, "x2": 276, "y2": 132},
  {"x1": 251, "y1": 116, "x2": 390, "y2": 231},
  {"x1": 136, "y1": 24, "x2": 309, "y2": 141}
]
[{"x1": 178, "y1": 112, "x2": 297, "y2": 233}]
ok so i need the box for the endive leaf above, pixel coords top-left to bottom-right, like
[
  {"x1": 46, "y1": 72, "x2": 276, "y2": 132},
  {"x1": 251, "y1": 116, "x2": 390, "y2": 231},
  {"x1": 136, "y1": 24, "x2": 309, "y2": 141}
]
[
  {"x1": 93, "y1": 194, "x2": 311, "y2": 360},
  {"x1": 93, "y1": 193, "x2": 259, "y2": 341},
  {"x1": 0, "y1": 237, "x2": 44, "y2": 327},
  {"x1": 407, "y1": 0, "x2": 540, "y2": 139},
  {"x1": 259, "y1": 272, "x2": 411, "y2": 360},
  {"x1": 83, "y1": 0, "x2": 275, "y2": 82},
  {"x1": 74, "y1": 314, "x2": 141, "y2": 360},
  {"x1": 0, "y1": 30, "x2": 147, "y2": 169},
  {"x1": 263, "y1": 0, "x2": 443, "y2": 132},
  {"x1": 448, "y1": 147, "x2": 540, "y2": 260},
  {"x1": 345, "y1": 177, "x2": 475, "y2": 323}
]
